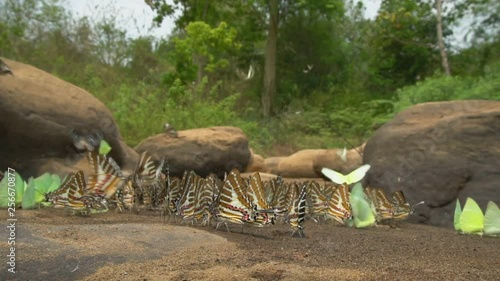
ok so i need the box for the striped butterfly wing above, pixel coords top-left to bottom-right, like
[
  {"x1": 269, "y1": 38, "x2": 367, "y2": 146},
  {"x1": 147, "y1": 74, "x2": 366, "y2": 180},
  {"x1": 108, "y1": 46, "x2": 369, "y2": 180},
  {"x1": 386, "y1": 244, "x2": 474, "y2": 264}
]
[
  {"x1": 66, "y1": 171, "x2": 89, "y2": 211},
  {"x1": 247, "y1": 172, "x2": 272, "y2": 210},
  {"x1": 86, "y1": 151, "x2": 125, "y2": 199},
  {"x1": 326, "y1": 184, "x2": 352, "y2": 224},
  {"x1": 371, "y1": 188, "x2": 395, "y2": 221},
  {"x1": 307, "y1": 181, "x2": 328, "y2": 218},
  {"x1": 247, "y1": 172, "x2": 274, "y2": 225},
  {"x1": 176, "y1": 171, "x2": 197, "y2": 218},
  {"x1": 46, "y1": 172, "x2": 76, "y2": 207},
  {"x1": 264, "y1": 179, "x2": 278, "y2": 206},
  {"x1": 391, "y1": 190, "x2": 411, "y2": 220},
  {"x1": 362, "y1": 187, "x2": 380, "y2": 221},
  {"x1": 195, "y1": 176, "x2": 213, "y2": 222},
  {"x1": 288, "y1": 183, "x2": 307, "y2": 237},
  {"x1": 150, "y1": 157, "x2": 167, "y2": 208},
  {"x1": 134, "y1": 152, "x2": 157, "y2": 185},
  {"x1": 168, "y1": 177, "x2": 181, "y2": 213},
  {"x1": 115, "y1": 178, "x2": 135, "y2": 211},
  {"x1": 133, "y1": 152, "x2": 158, "y2": 207},
  {"x1": 216, "y1": 169, "x2": 254, "y2": 224}
]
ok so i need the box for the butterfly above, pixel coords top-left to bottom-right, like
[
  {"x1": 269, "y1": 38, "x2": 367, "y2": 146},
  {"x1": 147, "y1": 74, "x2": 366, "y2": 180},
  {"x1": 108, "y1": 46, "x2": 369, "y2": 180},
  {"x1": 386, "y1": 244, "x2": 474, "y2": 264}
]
[
  {"x1": 132, "y1": 151, "x2": 162, "y2": 209},
  {"x1": 215, "y1": 169, "x2": 254, "y2": 231},
  {"x1": 45, "y1": 172, "x2": 78, "y2": 208},
  {"x1": 459, "y1": 197, "x2": 484, "y2": 235},
  {"x1": 86, "y1": 151, "x2": 125, "y2": 200},
  {"x1": 176, "y1": 171, "x2": 199, "y2": 223},
  {"x1": 484, "y1": 201, "x2": 500, "y2": 237},
  {"x1": 364, "y1": 187, "x2": 394, "y2": 221},
  {"x1": 350, "y1": 183, "x2": 376, "y2": 228},
  {"x1": 454, "y1": 199, "x2": 462, "y2": 232},
  {"x1": 246, "y1": 172, "x2": 276, "y2": 226},
  {"x1": 63, "y1": 171, "x2": 99, "y2": 213},
  {"x1": 336, "y1": 147, "x2": 347, "y2": 162},
  {"x1": 98, "y1": 139, "x2": 112, "y2": 155},
  {"x1": 390, "y1": 190, "x2": 413, "y2": 220},
  {"x1": 325, "y1": 184, "x2": 352, "y2": 224},
  {"x1": 321, "y1": 164, "x2": 371, "y2": 185},
  {"x1": 196, "y1": 174, "x2": 217, "y2": 226},
  {"x1": 69, "y1": 128, "x2": 103, "y2": 152},
  {"x1": 305, "y1": 181, "x2": 329, "y2": 221},
  {"x1": 287, "y1": 182, "x2": 307, "y2": 237}
]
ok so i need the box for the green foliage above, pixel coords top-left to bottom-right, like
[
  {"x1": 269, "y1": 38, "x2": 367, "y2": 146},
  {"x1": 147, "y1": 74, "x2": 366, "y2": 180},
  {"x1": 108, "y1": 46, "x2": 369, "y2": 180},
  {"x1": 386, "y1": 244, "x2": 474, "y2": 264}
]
[
  {"x1": 394, "y1": 62, "x2": 500, "y2": 112},
  {"x1": 1, "y1": 0, "x2": 499, "y2": 158},
  {"x1": 111, "y1": 76, "x2": 261, "y2": 148}
]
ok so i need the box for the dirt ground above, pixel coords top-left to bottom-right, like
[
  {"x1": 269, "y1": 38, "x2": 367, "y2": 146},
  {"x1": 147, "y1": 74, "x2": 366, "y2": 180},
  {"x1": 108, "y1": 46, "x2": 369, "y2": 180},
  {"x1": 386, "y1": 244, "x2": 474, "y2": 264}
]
[{"x1": 0, "y1": 209, "x2": 499, "y2": 281}]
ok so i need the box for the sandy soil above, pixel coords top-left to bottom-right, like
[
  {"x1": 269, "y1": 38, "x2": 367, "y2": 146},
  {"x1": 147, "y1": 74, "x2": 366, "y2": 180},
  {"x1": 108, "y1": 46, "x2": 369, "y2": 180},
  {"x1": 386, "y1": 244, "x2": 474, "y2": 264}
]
[{"x1": 0, "y1": 209, "x2": 499, "y2": 281}]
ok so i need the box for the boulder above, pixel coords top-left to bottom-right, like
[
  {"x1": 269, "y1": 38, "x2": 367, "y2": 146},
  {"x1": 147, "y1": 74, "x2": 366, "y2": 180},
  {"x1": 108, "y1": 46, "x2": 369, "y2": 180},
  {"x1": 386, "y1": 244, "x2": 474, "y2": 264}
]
[
  {"x1": 313, "y1": 143, "x2": 365, "y2": 177},
  {"x1": 277, "y1": 149, "x2": 327, "y2": 178},
  {"x1": 241, "y1": 171, "x2": 328, "y2": 185},
  {"x1": 0, "y1": 58, "x2": 138, "y2": 178},
  {"x1": 364, "y1": 100, "x2": 500, "y2": 227},
  {"x1": 244, "y1": 150, "x2": 266, "y2": 173},
  {"x1": 264, "y1": 157, "x2": 285, "y2": 175},
  {"x1": 135, "y1": 126, "x2": 251, "y2": 178}
]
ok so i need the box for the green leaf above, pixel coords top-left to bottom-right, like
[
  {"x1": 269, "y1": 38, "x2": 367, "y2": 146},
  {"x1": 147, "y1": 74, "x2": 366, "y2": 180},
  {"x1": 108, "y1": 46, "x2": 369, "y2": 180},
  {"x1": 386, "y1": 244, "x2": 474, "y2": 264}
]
[{"x1": 99, "y1": 139, "x2": 112, "y2": 155}]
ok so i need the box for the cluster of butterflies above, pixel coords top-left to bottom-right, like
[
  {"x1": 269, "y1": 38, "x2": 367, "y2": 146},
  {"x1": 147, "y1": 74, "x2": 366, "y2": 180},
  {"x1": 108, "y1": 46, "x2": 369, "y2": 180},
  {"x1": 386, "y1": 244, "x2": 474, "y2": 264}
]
[
  {"x1": 454, "y1": 197, "x2": 500, "y2": 237},
  {"x1": 314, "y1": 165, "x2": 423, "y2": 228},
  {"x1": 39, "y1": 149, "x2": 422, "y2": 237},
  {"x1": 0, "y1": 130, "x2": 424, "y2": 237}
]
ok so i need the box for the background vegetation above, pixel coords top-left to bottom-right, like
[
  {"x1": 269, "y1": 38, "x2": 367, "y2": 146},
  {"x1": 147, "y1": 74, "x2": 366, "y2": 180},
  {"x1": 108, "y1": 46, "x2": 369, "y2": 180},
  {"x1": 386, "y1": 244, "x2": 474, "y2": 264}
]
[{"x1": 1, "y1": 0, "x2": 498, "y2": 156}]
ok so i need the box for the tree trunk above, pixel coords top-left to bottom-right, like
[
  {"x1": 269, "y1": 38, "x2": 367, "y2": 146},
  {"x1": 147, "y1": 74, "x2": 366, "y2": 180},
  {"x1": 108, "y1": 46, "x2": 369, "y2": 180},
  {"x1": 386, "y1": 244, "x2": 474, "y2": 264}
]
[
  {"x1": 436, "y1": 0, "x2": 451, "y2": 76},
  {"x1": 262, "y1": 0, "x2": 279, "y2": 117}
]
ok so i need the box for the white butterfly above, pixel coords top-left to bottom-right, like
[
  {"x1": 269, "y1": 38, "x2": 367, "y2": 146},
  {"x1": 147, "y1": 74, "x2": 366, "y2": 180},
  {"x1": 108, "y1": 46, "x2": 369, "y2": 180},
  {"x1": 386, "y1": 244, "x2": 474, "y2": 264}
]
[
  {"x1": 321, "y1": 164, "x2": 371, "y2": 185},
  {"x1": 245, "y1": 65, "x2": 254, "y2": 80},
  {"x1": 336, "y1": 147, "x2": 347, "y2": 162}
]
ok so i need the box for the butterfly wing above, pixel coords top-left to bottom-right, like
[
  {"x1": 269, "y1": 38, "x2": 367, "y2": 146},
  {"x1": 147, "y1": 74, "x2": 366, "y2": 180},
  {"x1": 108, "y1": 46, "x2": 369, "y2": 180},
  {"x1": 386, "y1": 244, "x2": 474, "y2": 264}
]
[
  {"x1": 459, "y1": 197, "x2": 484, "y2": 235},
  {"x1": 350, "y1": 194, "x2": 376, "y2": 228},
  {"x1": 321, "y1": 168, "x2": 346, "y2": 185},
  {"x1": 98, "y1": 139, "x2": 112, "y2": 155},
  {"x1": 350, "y1": 183, "x2": 365, "y2": 199},
  {"x1": 22, "y1": 178, "x2": 37, "y2": 210},
  {"x1": 345, "y1": 164, "x2": 371, "y2": 185},
  {"x1": 454, "y1": 199, "x2": 462, "y2": 232},
  {"x1": 484, "y1": 201, "x2": 500, "y2": 236}
]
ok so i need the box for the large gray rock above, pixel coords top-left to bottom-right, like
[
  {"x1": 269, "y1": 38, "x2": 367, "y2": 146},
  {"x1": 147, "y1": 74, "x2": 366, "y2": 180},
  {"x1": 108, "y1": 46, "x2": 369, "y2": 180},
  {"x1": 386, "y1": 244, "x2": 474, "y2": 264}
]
[
  {"x1": 364, "y1": 100, "x2": 500, "y2": 227},
  {"x1": 135, "y1": 126, "x2": 251, "y2": 178},
  {"x1": 0, "y1": 58, "x2": 138, "y2": 178}
]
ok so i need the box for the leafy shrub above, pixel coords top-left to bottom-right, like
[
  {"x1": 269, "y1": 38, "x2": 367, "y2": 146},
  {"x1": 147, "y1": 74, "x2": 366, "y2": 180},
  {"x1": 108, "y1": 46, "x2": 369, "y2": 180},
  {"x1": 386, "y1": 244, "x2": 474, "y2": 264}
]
[{"x1": 394, "y1": 62, "x2": 500, "y2": 112}]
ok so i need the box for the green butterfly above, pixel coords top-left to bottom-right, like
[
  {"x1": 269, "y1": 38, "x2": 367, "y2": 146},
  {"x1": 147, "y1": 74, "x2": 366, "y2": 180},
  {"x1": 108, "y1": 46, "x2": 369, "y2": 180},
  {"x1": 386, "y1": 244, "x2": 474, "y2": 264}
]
[
  {"x1": 459, "y1": 197, "x2": 484, "y2": 235},
  {"x1": 484, "y1": 201, "x2": 500, "y2": 237},
  {"x1": 321, "y1": 164, "x2": 371, "y2": 185},
  {"x1": 454, "y1": 199, "x2": 462, "y2": 232},
  {"x1": 350, "y1": 183, "x2": 376, "y2": 228},
  {"x1": 0, "y1": 171, "x2": 25, "y2": 208},
  {"x1": 22, "y1": 177, "x2": 38, "y2": 209},
  {"x1": 99, "y1": 139, "x2": 112, "y2": 155}
]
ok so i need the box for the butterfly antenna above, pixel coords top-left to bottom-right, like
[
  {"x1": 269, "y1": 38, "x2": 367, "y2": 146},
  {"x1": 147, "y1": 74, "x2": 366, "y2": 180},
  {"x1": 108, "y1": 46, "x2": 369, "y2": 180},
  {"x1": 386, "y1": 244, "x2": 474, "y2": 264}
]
[{"x1": 411, "y1": 201, "x2": 425, "y2": 213}]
